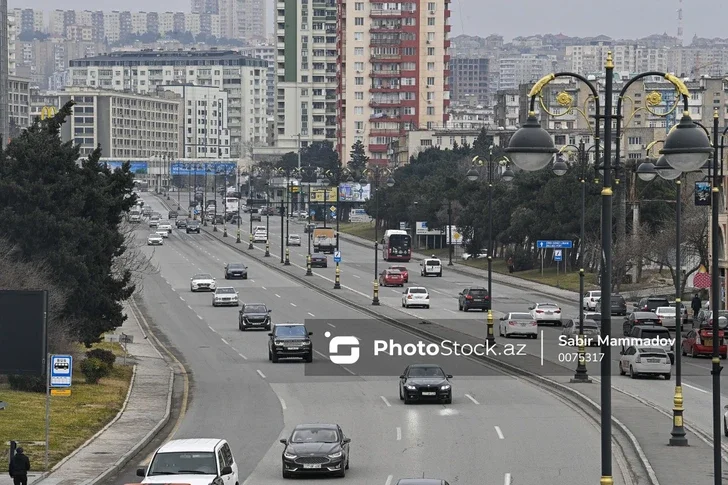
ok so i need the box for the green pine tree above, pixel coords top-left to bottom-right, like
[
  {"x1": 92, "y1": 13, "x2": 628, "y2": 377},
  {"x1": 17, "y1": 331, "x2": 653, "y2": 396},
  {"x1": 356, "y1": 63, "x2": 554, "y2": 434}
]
[{"x1": 348, "y1": 140, "x2": 369, "y2": 177}]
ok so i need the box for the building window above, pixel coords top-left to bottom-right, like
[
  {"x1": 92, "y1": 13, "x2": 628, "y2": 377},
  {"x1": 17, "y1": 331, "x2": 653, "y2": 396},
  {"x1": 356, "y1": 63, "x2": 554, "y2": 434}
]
[
  {"x1": 427, "y1": 2, "x2": 436, "y2": 9},
  {"x1": 427, "y1": 32, "x2": 435, "y2": 41},
  {"x1": 427, "y1": 47, "x2": 435, "y2": 55},
  {"x1": 427, "y1": 62, "x2": 435, "y2": 70},
  {"x1": 355, "y1": 77, "x2": 364, "y2": 85},
  {"x1": 427, "y1": 106, "x2": 435, "y2": 115},
  {"x1": 355, "y1": 2, "x2": 364, "y2": 9},
  {"x1": 354, "y1": 106, "x2": 363, "y2": 114},
  {"x1": 355, "y1": 47, "x2": 364, "y2": 56},
  {"x1": 355, "y1": 61, "x2": 364, "y2": 70},
  {"x1": 355, "y1": 92, "x2": 364, "y2": 100},
  {"x1": 354, "y1": 32, "x2": 363, "y2": 40},
  {"x1": 627, "y1": 136, "x2": 642, "y2": 145},
  {"x1": 427, "y1": 17, "x2": 435, "y2": 25},
  {"x1": 355, "y1": 17, "x2": 364, "y2": 25},
  {"x1": 426, "y1": 77, "x2": 435, "y2": 86},
  {"x1": 421, "y1": 139, "x2": 432, "y2": 146}
]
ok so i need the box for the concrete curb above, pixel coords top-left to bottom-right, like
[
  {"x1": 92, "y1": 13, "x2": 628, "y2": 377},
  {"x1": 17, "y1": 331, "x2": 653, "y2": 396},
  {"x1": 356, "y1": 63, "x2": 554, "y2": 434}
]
[{"x1": 176, "y1": 208, "x2": 655, "y2": 485}]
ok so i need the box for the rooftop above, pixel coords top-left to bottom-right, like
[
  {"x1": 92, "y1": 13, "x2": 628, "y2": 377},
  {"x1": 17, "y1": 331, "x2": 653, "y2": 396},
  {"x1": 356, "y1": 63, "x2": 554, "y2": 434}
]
[
  {"x1": 69, "y1": 50, "x2": 268, "y2": 68},
  {"x1": 156, "y1": 438, "x2": 223, "y2": 453}
]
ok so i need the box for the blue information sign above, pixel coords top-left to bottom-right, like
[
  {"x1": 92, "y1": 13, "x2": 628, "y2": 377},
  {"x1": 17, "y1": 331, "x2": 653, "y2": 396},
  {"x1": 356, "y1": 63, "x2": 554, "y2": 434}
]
[
  {"x1": 334, "y1": 251, "x2": 341, "y2": 263},
  {"x1": 537, "y1": 240, "x2": 573, "y2": 249},
  {"x1": 50, "y1": 355, "x2": 73, "y2": 388},
  {"x1": 553, "y1": 249, "x2": 563, "y2": 261},
  {"x1": 194, "y1": 209, "x2": 199, "y2": 214}
]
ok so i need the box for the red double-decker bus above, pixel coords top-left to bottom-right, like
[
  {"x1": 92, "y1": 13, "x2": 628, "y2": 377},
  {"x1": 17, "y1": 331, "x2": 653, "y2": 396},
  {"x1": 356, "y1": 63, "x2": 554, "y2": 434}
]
[{"x1": 382, "y1": 230, "x2": 412, "y2": 262}]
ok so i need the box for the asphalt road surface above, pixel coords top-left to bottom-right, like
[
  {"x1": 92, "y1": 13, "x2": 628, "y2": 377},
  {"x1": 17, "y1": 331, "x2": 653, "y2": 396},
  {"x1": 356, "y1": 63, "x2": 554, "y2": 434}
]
[
  {"x1": 102, "y1": 197, "x2": 627, "y2": 485},
  {"x1": 199, "y1": 206, "x2": 728, "y2": 444}
]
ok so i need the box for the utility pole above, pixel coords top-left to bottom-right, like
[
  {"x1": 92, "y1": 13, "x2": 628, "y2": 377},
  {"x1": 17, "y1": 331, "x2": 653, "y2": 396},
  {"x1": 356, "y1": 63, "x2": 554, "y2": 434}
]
[
  {"x1": 0, "y1": 0, "x2": 8, "y2": 149},
  {"x1": 297, "y1": 133, "x2": 302, "y2": 211}
]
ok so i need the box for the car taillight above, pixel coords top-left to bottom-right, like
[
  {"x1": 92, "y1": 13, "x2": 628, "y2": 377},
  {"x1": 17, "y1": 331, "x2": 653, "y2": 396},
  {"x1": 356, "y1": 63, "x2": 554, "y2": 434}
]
[
  {"x1": 536, "y1": 310, "x2": 544, "y2": 313},
  {"x1": 634, "y1": 320, "x2": 641, "y2": 324},
  {"x1": 484, "y1": 295, "x2": 490, "y2": 300},
  {"x1": 407, "y1": 295, "x2": 412, "y2": 299},
  {"x1": 657, "y1": 318, "x2": 663, "y2": 324},
  {"x1": 555, "y1": 310, "x2": 561, "y2": 313},
  {"x1": 531, "y1": 321, "x2": 538, "y2": 326},
  {"x1": 508, "y1": 321, "x2": 517, "y2": 326},
  {"x1": 465, "y1": 295, "x2": 473, "y2": 300},
  {"x1": 424, "y1": 294, "x2": 429, "y2": 299},
  {"x1": 642, "y1": 306, "x2": 648, "y2": 310}
]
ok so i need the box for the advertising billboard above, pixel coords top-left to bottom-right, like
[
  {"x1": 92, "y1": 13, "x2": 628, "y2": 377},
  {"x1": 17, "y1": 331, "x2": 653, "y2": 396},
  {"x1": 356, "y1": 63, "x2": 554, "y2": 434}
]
[
  {"x1": 171, "y1": 162, "x2": 237, "y2": 176},
  {"x1": 339, "y1": 183, "x2": 371, "y2": 202},
  {"x1": 0, "y1": 290, "x2": 48, "y2": 376},
  {"x1": 310, "y1": 187, "x2": 337, "y2": 202},
  {"x1": 103, "y1": 161, "x2": 148, "y2": 174}
]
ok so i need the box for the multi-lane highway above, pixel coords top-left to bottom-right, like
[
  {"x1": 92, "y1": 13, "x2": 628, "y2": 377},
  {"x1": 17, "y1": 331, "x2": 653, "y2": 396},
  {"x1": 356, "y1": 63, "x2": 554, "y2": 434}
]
[
  {"x1": 204, "y1": 205, "x2": 728, "y2": 443},
  {"x1": 104, "y1": 196, "x2": 629, "y2": 485}
]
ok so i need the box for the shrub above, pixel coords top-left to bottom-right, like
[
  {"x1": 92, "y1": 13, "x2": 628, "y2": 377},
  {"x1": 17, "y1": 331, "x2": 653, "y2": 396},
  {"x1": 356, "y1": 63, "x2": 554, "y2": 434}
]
[
  {"x1": 8, "y1": 374, "x2": 46, "y2": 392},
  {"x1": 86, "y1": 348, "x2": 116, "y2": 368},
  {"x1": 80, "y1": 358, "x2": 110, "y2": 384}
]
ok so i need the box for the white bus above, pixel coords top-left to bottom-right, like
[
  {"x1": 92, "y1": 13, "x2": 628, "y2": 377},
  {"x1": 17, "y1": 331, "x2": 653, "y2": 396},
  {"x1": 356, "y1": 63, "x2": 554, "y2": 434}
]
[{"x1": 225, "y1": 197, "x2": 240, "y2": 213}]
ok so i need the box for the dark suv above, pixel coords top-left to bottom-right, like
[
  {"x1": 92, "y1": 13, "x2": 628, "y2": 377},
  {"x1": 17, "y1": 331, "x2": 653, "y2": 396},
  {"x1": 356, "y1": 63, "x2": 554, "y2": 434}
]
[
  {"x1": 168, "y1": 210, "x2": 178, "y2": 219},
  {"x1": 634, "y1": 297, "x2": 670, "y2": 313},
  {"x1": 268, "y1": 324, "x2": 313, "y2": 363},
  {"x1": 457, "y1": 287, "x2": 490, "y2": 311},
  {"x1": 609, "y1": 294, "x2": 627, "y2": 315},
  {"x1": 239, "y1": 303, "x2": 271, "y2": 331},
  {"x1": 250, "y1": 209, "x2": 262, "y2": 221},
  {"x1": 175, "y1": 218, "x2": 188, "y2": 228},
  {"x1": 186, "y1": 220, "x2": 201, "y2": 233}
]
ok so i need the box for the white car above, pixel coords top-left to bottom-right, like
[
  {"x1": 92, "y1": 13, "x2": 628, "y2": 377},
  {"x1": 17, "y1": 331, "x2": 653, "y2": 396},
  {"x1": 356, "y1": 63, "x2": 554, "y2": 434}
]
[
  {"x1": 253, "y1": 230, "x2": 268, "y2": 243},
  {"x1": 618, "y1": 346, "x2": 671, "y2": 380},
  {"x1": 155, "y1": 227, "x2": 170, "y2": 238},
  {"x1": 462, "y1": 249, "x2": 488, "y2": 260},
  {"x1": 529, "y1": 302, "x2": 562, "y2": 326},
  {"x1": 148, "y1": 217, "x2": 160, "y2": 228},
  {"x1": 190, "y1": 273, "x2": 216, "y2": 292},
  {"x1": 402, "y1": 287, "x2": 430, "y2": 309},
  {"x1": 287, "y1": 234, "x2": 301, "y2": 246},
  {"x1": 420, "y1": 256, "x2": 442, "y2": 277},
  {"x1": 654, "y1": 306, "x2": 677, "y2": 329},
  {"x1": 147, "y1": 233, "x2": 163, "y2": 246},
  {"x1": 137, "y1": 438, "x2": 239, "y2": 485},
  {"x1": 583, "y1": 290, "x2": 601, "y2": 310},
  {"x1": 213, "y1": 287, "x2": 239, "y2": 306},
  {"x1": 499, "y1": 312, "x2": 538, "y2": 338},
  {"x1": 560, "y1": 318, "x2": 600, "y2": 346},
  {"x1": 157, "y1": 220, "x2": 173, "y2": 234}
]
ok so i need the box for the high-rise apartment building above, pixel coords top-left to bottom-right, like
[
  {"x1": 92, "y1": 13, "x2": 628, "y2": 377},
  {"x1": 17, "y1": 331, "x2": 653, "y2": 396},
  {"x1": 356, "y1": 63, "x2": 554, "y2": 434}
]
[
  {"x1": 67, "y1": 50, "x2": 268, "y2": 161},
  {"x1": 11, "y1": 8, "x2": 44, "y2": 35},
  {"x1": 239, "y1": 44, "x2": 275, "y2": 116},
  {"x1": 450, "y1": 57, "x2": 489, "y2": 106},
  {"x1": 336, "y1": 0, "x2": 452, "y2": 165},
  {"x1": 238, "y1": 0, "x2": 266, "y2": 42},
  {"x1": 7, "y1": 8, "x2": 15, "y2": 76},
  {"x1": 498, "y1": 54, "x2": 556, "y2": 91},
  {"x1": 273, "y1": 0, "x2": 338, "y2": 150}
]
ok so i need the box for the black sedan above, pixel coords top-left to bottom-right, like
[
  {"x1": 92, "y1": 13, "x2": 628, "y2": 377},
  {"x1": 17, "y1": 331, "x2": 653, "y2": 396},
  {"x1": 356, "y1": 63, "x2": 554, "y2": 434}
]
[
  {"x1": 225, "y1": 262, "x2": 248, "y2": 279},
  {"x1": 280, "y1": 423, "x2": 350, "y2": 478},
  {"x1": 186, "y1": 221, "x2": 201, "y2": 233},
  {"x1": 399, "y1": 364, "x2": 452, "y2": 404},
  {"x1": 175, "y1": 218, "x2": 188, "y2": 228},
  {"x1": 239, "y1": 303, "x2": 271, "y2": 330},
  {"x1": 310, "y1": 254, "x2": 327, "y2": 268}
]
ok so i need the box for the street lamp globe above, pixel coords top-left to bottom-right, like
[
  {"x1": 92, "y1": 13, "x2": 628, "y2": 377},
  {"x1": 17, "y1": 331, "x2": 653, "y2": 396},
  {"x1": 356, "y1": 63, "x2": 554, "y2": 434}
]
[
  {"x1": 501, "y1": 168, "x2": 515, "y2": 182},
  {"x1": 386, "y1": 176, "x2": 395, "y2": 187},
  {"x1": 466, "y1": 168, "x2": 479, "y2": 181},
  {"x1": 552, "y1": 158, "x2": 569, "y2": 177},
  {"x1": 636, "y1": 160, "x2": 657, "y2": 182},
  {"x1": 505, "y1": 113, "x2": 558, "y2": 171},
  {"x1": 660, "y1": 113, "x2": 712, "y2": 172},
  {"x1": 655, "y1": 155, "x2": 681, "y2": 180}
]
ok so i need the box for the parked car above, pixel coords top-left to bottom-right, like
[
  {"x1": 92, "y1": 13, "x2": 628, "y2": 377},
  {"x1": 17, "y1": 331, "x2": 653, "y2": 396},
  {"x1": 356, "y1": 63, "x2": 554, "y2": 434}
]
[
  {"x1": 499, "y1": 312, "x2": 538, "y2": 338},
  {"x1": 695, "y1": 309, "x2": 728, "y2": 330},
  {"x1": 619, "y1": 346, "x2": 671, "y2": 379},
  {"x1": 682, "y1": 327, "x2": 727, "y2": 358},
  {"x1": 457, "y1": 287, "x2": 490, "y2": 311}
]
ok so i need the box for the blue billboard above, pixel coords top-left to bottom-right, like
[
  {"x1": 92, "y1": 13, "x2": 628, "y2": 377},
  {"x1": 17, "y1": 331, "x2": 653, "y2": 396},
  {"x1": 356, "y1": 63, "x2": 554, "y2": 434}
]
[
  {"x1": 339, "y1": 183, "x2": 371, "y2": 202},
  {"x1": 171, "y1": 162, "x2": 237, "y2": 176},
  {"x1": 103, "y1": 161, "x2": 148, "y2": 174}
]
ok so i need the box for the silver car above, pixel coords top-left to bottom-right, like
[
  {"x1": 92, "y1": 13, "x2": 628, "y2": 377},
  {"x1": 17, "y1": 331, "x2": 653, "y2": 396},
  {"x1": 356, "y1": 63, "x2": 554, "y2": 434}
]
[
  {"x1": 147, "y1": 233, "x2": 164, "y2": 246},
  {"x1": 529, "y1": 302, "x2": 562, "y2": 326},
  {"x1": 190, "y1": 273, "x2": 216, "y2": 292},
  {"x1": 212, "y1": 287, "x2": 239, "y2": 307},
  {"x1": 654, "y1": 306, "x2": 677, "y2": 329},
  {"x1": 287, "y1": 234, "x2": 301, "y2": 246},
  {"x1": 498, "y1": 312, "x2": 538, "y2": 338},
  {"x1": 561, "y1": 319, "x2": 600, "y2": 346}
]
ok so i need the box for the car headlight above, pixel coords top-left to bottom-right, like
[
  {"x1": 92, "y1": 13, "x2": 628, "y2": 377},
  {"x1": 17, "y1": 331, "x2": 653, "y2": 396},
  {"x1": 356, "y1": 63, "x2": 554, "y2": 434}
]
[
  {"x1": 440, "y1": 385, "x2": 451, "y2": 390},
  {"x1": 405, "y1": 385, "x2": 416, "y2": 390},
  {"x1": 328, "y1": 451, "x2": 342, "y2": 459},
  {"x1": 302, "y1": 341, "x2": 311, "y2": 345},
  {"x1": 284, "y1": 451, "x2": 297, "y2": 459},
  {"x1": 274, "y1": 341, "x2": 284, "y2": 346}
]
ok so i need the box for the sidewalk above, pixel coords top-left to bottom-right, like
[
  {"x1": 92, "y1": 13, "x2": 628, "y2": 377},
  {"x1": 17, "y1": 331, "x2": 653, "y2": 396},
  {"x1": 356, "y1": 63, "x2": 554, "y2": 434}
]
[
  {"x1": 1, "y1": 301, "x2": 174, "y2": 485},
  {"x1": 338, "y1": 231, "x2": 674, "y2": 301}
]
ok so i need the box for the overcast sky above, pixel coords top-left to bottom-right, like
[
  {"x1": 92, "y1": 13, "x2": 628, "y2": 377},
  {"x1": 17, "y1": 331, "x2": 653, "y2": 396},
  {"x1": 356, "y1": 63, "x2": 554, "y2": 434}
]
[{"x1": 10, "y1": 0, "x2": 728, "y2": 42}]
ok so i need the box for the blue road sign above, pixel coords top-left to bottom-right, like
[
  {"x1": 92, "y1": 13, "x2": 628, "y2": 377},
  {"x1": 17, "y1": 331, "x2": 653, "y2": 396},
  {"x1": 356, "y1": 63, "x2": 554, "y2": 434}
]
[
  {"x1": 553, "y1": 249, "x2": 563, "y2": 262},
  {"x1": 194, "y1": 209, "x2": 199, "y2": 214},
  {"x1": 537, "y1": 240, "x2": 573, "y2": 249},
  {"x1": 310, "y1": 210, "x2": 316, "y2": 216},
  {"x1": 334, "y1": 251, "x2": 342, "y2": 263},
  {"x1": 50, "y1": 355, "x2": 73, "y2": 388}
]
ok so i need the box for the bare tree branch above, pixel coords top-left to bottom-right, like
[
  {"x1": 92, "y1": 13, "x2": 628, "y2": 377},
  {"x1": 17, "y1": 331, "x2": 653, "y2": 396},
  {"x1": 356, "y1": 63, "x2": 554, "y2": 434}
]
[{"x1": 113, "y1": 220, "x2": 159, "y2": 294}]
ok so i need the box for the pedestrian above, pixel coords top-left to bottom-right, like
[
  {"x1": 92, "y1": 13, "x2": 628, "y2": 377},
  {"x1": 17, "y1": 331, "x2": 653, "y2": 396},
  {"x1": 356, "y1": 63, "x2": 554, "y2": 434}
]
[
  {"x1": 8, "y1": 447, "x2": 30, "y2": 485},
  {"x1": 507, "y1": 257, "x2": 515, "y2": 274},
  {"x1": 691, "y1": 293, "x2": 702, "y2": 319}
]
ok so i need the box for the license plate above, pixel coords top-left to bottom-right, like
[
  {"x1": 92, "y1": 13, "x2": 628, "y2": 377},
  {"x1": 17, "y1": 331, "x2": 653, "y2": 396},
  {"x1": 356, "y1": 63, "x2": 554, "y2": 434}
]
[
  {"x1": 422, "y1": 391, "x2": 436, "y2": 396},
  {"x1": 519, "y1": 323, "x2": 527, "y2": 326},
  {"x1": 704, "y1": 339, "x2": 713, "y2": 346},
  {"x1": 288, "y1": 347, "x2": 299, "y2": 350},
  {"x1": 303, "y1": 464, "x2": 321, "y2": 469},
  {"x1": 647, "y1": 358, "x2": 660, "y2": 363},
  {"x1": 546, "y1": 312, "x2": 553, "y2": 315}
]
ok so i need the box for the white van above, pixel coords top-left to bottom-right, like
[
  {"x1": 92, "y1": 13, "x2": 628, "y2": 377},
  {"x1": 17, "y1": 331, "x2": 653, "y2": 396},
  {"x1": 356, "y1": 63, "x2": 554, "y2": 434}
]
[{"x1": 420, "y1": 256, "x2": 442, "y2": 277}]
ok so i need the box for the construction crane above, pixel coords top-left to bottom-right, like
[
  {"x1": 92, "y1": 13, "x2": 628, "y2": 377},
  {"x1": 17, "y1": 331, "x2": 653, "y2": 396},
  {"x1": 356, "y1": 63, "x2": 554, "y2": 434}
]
[{"x1": 691, "y1": 60, "x2": 721, "y2": 78}]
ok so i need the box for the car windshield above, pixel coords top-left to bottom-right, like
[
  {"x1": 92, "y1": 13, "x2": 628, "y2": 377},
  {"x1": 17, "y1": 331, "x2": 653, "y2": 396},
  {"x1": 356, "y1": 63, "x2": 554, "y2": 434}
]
[
  {"x1": 290, "y1": 235, "x2": 300, "y2": 239},
  {"x1": 426, "y1": 260, "x2": 440, "y2": 266},
  {"x1": 387, "y1": 270, "x2": 401, "y2": 275},
  {"x1": 291, "y1": 428, "x2": 339, "y2": 443},
  {"x1": 216, "y1": 288, "x2": 236, "y2": 294},
  {"x1": 148, "y1": 451, "x2": 217, "y2": 475},
  {"x1": 228, "y1": 264, "x2": 245, "y2": 269},
  {"x1": 193, "y1": 274, "x2": 212, "y2": 280},
  {"x1": 390, "y1": 266, "x2": 406, "y2": 271},
  {"x1": 592, "y1": 292, "x2": 601, "y2": 297},
  {"x1": 275, "y1": 325, "x2": 308, "y2": 337},
  {"x1": 583, "y1": 321, "x2": 599, "y2": 328},
  {"x1": 160, "y1": 220, "x2": 170, "y2": 225},
  {"x1": 245, "y1": 305, "x2": 267, "y2": 313},
  {"x1": 149, "y1": 233, "x2": 160, "y2": 237},
  {"x1": 409, "y1": 288, "x2": 427, "y2": 294},
  {"x1": 408, "y1": 366, "x2": 445, "y2": 377},
  {"x1": 538, "y1": 304, "x2": 558, "y2": 309},
  {"x1": 656, "y1": 307, "x2": 675, "y2": 315},
  {"x1": 469, "y1": 289, "x2": 487, "y2": 296},
  {"x1": 509, "y1": 313, "x2": 531, "y2": 320},
  {"x1": 639, "y1": 347, "x2": 666, "y2": 354},
  {"x1": 641, "y1": 329, "x2": 670, "y2": 339}
]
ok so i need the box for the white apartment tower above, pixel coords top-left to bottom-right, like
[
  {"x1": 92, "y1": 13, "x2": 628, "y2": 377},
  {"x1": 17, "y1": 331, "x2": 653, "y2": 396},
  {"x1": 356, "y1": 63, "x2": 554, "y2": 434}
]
[
  {"x1": 336, "y1": 0, "x2": 452, "y2": 165},
  {"x1": 274, "y1": 0, "x2": 338, "y2": 150},
  {"x1": 66, "y1": 50, "x2": 268, "y2": 162}
]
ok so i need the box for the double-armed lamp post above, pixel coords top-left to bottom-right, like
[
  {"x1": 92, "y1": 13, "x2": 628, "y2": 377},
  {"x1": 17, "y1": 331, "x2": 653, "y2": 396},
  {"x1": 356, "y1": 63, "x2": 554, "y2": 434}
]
[
  {"x1": 362, "y1": 167, "x2": 395, "y2": 305},
  {"x1": 505, "y1": 52, "x2": 711, "y2": 485}
]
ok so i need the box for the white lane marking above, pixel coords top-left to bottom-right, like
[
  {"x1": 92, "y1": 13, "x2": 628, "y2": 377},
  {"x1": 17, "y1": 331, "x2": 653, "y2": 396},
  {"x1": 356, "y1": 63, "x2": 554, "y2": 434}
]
[
  {"x1": 683, "y1": 383, "x2": 709, "y2": 394},
  {"x1": 275, "y1": 294, "x2": 281, "y2": 298},
  {"x1": 197, "y1": 315, "x2": 203, "y2": 320},
  {"x1": 221, "y1": 338, "x2": 229, "y2": 345},
  {"x1": 279, "y1": 398, "x2": 287, "y2": 410},
  {"x1": 342, "y1": 367, "x2": 356, "y2": 375},
  {"x1": 540, "y1": 330, "x2": 544, "y2": 365},
  {"x1": 187, "y1": 305, "x2": 193, "y2": 310},
  {"x1": 504, "y1": 473, "x2": 511, "y2": 485},
  {"x1": 238, "y1": 352, "x2": 248, "y2": 360},
  {"x1": 171, "y1": 288, "x2": 177, "y2": 292},
  {"x1": 352, "y1": 274, "x2": 361, "y2": 278},
  {"x1": 256, "y1": 369, "x2": 266, "y2": 379},
  {"x1": 385, "y1": 476, "x2": 393, "y2": 485},
  {"x1": 495, "y1": 426, "x2": 504, "y2": 439},
  {"x1": 396, "y1": 427, "x2": 402, "y2": 441},
  {"x1": 208, "y1": 325, "x2": 217, "y2": 333},
  {"x1": 261, "y1": 286, "x2": 267, "y2": 290},
  {"x1": 465, "y1": 394, "x2": 480, "y2": 405},
  {"x1": 308, "y1": 312, "x2": 315, "y2": 317},
  {"x1": 444, "y1": 309, "x2": 457, "y2": 314},
  {"x1": 327, "y1": 323, "x2": 336, "y2": 328},
  {"x1": 314, "y1": 350, "x2": 329, "y2": 359},
  {"x1": 179, "y1": 296, "x2": 185, "y2": 301},
  {"x1": 391, "y1": 289, "x2": 399, "y2": 294},
  {"x1": 380, "y1": 396, "x2": 391, "y2": 407},
  {"x1": 291, "y1": 302, "x2": 297, "y2": 307},
  {"x1": 430, "y1": 289, "x2": 449, "y2": 295}
]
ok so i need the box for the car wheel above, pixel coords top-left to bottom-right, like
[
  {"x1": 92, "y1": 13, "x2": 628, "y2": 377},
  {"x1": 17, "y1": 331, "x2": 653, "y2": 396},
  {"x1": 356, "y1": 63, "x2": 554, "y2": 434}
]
[
  {"x1": 273, "y1": 351, "x2": 280, "y2": 363},
  {"x1": 268, "y1": 349, "x2": 272, "y2": 361},
  {"x1": 225, "y1": 275, "x2": 229, "y2": 279},
  {"x1": 425, "y1": 305, "x2": 430, "y2": 309},
  {"x1": 664, "y1": 373, "x2": 672, "y2": 380},
  {"x1": 345, "y1": 457, "x2": 349, "y2": 470},
  {"x1": 498, "y1": 325, "x2": 502, "y2": 336},
  {"x1": 244, "y1": 275, "x2": 248, "y2": 279},
  {"x1": 724, "y1": 417, "x2": 728, "y2": 437},
  {"x1": 305, "y1": 352, "x2": 313, "y2": 363},
  {"x1": 682, "y1": 345, "x2": 687, "y2": 356},
  {"x1": 531, "y1": 334, "x2": 537, "y2": 339},
  {"x1": 629, "y1": 366, "x2": 637, "y2": 379},
  {"x1": 444, "y1": 395, "x2": 452, "y2": 404},
  {"x1": 265, "y1": 324, "x2": 271, "y2": 331},
  {"x1": 691, "y1": 347, "x2": 697, "y2": 358},
  {"x1": 239, "y1": 322, "x2": 243, "y2": 331},
  {"x1": 399, "y1": 386, "x2": 404, "y2": 400},
  {"x1": 619, "y1": 362, "x2": 626, "y2": 375},
  {"x1": 335, "y1": 468, "x2": 346, "y2": 478},
  {"x1": 463, "y1": 304, "x2": 468, "y2": 312},
  {"x1": 404, "y1": 395, "x2": 410, "y2": 405}
]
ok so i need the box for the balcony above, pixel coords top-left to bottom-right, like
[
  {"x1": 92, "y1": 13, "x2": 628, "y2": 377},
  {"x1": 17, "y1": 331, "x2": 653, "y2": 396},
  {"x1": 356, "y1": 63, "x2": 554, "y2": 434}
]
[
  {"x1": 369, "y1": 100, "x2": 401, "y2": 108},
  {"x1": 369, "y1": 85, "x2": 400, "y2": 93},
  {"x1": 369, "y1": 114, "x2": 401, "y2": 122},
  {"x1": 370, "y1": 9, "x2": 401, "y2": 16},
  {"x1": 370, "y1": 53, "x2": 401, "y2": 61},
  {"x1": 370, "y1": 70, "x2": 401, "y2": 77},
  {"x1": 368, "y1": 144, "x2": 389, "y2": 153},
  {"x1": 369, "y1": 25, "x2": 401, "y2": 33},
  {"x1": 370, "y1": 38, "x2": 400, "y2": 46},
  {"x1": 369, "y1": 127, "x2": 402, "y2": 135},
  {"x1": 444, "y1": 39, "x2": 451, "y2": 48}
]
